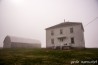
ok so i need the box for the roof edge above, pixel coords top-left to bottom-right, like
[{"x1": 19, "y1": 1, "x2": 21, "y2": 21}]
[{"x1": 45, "y1": 22, "x2": 84, "y2": 30}]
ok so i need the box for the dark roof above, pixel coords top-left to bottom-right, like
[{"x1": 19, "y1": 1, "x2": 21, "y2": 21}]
[{"x1": 46, "y1": 22, "x2": 84, "y2": 31}]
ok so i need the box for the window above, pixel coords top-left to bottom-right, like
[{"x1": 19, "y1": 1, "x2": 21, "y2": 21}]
[
  {"x1": 70, "y1": 28, "x2": 73, "y2": 33},
  {"x1": 71, "y1": 37, "x2": 74, "y2": 44},
  {"x1": 64, "y1": 43, "x2": 67, "y2": 45},
  {"x1": 51, "y1": 30, "x2": 54, "y2": 35},
  {"x1": 60, "y1": 29, "x2": 63, "y2": 34},
  {"x1": 60, "y1": 38, "x2": 63, "y2": 42},
  {"x1": 51, "y1": 39, "x2": 54, "y2": 44}
]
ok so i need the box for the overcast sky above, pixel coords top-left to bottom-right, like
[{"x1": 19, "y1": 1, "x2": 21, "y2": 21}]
[{"x1": 0, "y1": 0, "x2": 98, "y2": 48}]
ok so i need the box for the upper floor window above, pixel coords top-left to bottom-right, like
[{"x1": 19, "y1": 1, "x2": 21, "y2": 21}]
[
  {"x1": 51, "y1": 30, "x2": 54, "y2": 35},
  {"x1": 70, "y1": 28, "x2": 73, "y2": 33},
  {"x1": 71, "y1": 37, "x2": 74, "y2": 44},
  {"x1": 51, "y1": 39, "x2": 54, "y2": 44},
  {"x1": 60, "y1": 29, "x2": 63, "y2": 34}
]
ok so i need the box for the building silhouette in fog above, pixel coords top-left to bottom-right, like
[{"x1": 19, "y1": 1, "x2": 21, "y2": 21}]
[{"x1": 3, "y1": 35, "x2": 41, "y2": 48}]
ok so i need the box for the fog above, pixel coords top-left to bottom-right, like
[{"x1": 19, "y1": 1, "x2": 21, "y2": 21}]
[{"x1": 0, "y1": 0, "x2": 98, "y2": 48}]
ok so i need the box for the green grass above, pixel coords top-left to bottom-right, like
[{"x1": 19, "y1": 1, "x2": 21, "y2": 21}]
[{"x1": 0, "y1": 48, "x2": 98, "y2": 65}]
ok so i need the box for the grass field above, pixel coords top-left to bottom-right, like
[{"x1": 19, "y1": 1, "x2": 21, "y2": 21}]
[{"x1": 0, "y1": 48, "x2": 98, "y2": 65}]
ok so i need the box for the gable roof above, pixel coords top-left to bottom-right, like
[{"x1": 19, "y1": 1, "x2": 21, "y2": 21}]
[
  {"x1": 4, "y1": 35, "x2": 41, "y2": 44},
  {"x1": 46, "y1": 22, "x2": 84, "y2": 31}
]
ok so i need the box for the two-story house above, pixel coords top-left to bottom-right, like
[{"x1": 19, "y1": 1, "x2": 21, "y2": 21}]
[{"x1": 45, "y1": 22, "x2": 85, "y2": 49}]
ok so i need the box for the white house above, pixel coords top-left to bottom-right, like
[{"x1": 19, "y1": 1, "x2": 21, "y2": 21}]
[
  {"x1": 3, "y1": 35, "x2": 41, "y2": 48},
  {"x1": 45, "y1": 22, "x2": 85, "y2": 49}
]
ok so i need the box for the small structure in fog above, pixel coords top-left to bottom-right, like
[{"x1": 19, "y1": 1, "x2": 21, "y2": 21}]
[
  {"x1": 45, "y1": 21, "x2": 85, "y2": 49},
  {"x1": 3, "y1": 35, "x2": 41, "y2": 48}
]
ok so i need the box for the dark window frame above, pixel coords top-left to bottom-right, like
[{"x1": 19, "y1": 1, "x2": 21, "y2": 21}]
[
  {"x1": 60, "y1": 29, "x2": 63, "y2": 34},
  {"x1": 71, "y1": 37, "x2": 74, "y2": 44},
  {"x1": 59, "y1": 38, "x2": 63, "y2": 42},
  {"x1": 51, "y1": 30, "x2": 54, "y2": 36},
  {"x1": 70, "y1": 28, "x2": 73, "y2": 33},
  {"x1": 51, "y1": 39, "x2": 54, "y2": 44}
]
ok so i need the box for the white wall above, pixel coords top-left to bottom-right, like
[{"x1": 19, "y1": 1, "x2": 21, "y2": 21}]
[{"x1": 46, "y1": 25, "x2": 85, "y2": 48}]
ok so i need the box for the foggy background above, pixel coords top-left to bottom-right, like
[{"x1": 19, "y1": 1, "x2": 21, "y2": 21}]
[{"x1": 0, "y1": 0, "x2": 98, "y2": 48}]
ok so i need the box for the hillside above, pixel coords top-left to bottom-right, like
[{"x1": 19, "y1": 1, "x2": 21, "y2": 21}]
[{"x1": 0, "y1": 48, "x2": 98, "y2": 65}]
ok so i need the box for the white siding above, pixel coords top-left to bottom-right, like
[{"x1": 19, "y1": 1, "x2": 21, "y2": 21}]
[{"x1": 46, "y1": 24, "x2": 85, "y2": 48}]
